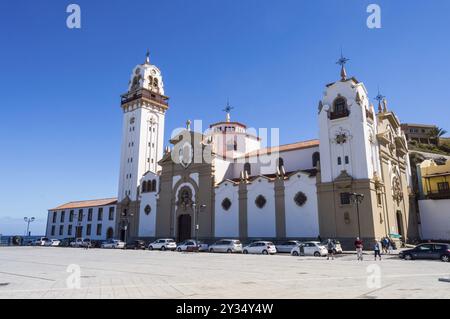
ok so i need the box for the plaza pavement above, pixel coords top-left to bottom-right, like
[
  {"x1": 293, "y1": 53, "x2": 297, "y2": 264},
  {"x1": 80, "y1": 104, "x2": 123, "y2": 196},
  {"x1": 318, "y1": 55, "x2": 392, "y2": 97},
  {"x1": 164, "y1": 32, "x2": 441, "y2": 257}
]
[{"x1": 0, "y1": 247, "x2": 449, "y2": 299}]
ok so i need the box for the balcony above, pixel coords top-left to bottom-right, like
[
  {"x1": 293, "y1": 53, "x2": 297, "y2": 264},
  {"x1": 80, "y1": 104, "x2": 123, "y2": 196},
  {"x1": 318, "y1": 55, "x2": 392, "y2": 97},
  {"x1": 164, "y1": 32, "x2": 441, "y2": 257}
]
[
  {"x1": 426, "y1": 190, "x2": 450, "y2": 200},
  {"x1": 329, "y1": 109, "x2": 350, "y2": 120},
  {"x1": 121, "y1": 88, "x2": 169, "y2": 107}
]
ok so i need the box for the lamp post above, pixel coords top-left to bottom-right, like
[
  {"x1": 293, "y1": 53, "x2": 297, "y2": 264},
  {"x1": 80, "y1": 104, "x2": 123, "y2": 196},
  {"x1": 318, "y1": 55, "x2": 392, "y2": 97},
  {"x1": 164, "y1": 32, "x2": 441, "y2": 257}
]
[
  {"x1": 348, "y1": 193, "x2": 364, "y2": 238},
  {"x1": 24, "y1": 217, "x2": 35, "y2": 237},
  {"x1": 192, "y1": 203, "x2": 206, "y2": 244}
]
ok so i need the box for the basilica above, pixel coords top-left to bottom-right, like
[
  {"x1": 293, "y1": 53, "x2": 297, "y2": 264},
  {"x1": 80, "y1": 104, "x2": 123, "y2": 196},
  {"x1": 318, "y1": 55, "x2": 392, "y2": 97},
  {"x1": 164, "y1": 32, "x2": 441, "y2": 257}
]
[{"x1": 46, "y1": 53, "x2": 419, "y2": 246}]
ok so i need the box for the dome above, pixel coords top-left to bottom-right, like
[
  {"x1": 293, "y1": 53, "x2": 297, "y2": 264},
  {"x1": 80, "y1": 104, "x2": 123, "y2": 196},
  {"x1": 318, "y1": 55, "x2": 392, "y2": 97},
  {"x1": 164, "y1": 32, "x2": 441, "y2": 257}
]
[{"x1": 127, "y1": 52, "x2": 165, "y2": 95}]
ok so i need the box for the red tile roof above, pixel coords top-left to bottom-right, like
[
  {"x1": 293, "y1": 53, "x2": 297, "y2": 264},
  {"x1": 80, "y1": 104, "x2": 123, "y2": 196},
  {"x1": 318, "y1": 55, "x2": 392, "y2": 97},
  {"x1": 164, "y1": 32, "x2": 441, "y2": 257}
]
[
  {"x1": 49, "y1": 198, "x2": 117, "y2": 211},
  {"x1": 238, "y1": 139, "x2": 319, "y2": 158}
]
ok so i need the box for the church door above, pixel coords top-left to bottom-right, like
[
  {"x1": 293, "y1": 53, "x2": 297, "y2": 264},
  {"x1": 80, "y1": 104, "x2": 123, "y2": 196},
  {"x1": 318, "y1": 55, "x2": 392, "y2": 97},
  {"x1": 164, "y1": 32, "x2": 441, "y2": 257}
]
[
  {"x1": 178, "y1": 214, "x2": 192, "y2": 242},
  {"x1": 396, "y1": 211, "x2": 404, "y2": 238}
]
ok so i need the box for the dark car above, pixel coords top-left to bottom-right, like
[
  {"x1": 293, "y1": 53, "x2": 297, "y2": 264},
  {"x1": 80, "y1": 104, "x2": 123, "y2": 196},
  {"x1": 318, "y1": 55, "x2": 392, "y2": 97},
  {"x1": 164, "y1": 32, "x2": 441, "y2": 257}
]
[
  {"x1": 399, "y1": 243, "x2": 450, "y2": 262},
  {"x1": 125, "y1": 240, "x2": 146, "y2": 250}
]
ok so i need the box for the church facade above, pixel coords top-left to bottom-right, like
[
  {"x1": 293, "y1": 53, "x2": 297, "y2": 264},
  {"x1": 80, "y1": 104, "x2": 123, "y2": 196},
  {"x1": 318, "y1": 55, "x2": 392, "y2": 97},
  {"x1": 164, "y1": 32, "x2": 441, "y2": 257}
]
[{"x1": 46, "y1": 54, "x2": 419, "y2": 246}]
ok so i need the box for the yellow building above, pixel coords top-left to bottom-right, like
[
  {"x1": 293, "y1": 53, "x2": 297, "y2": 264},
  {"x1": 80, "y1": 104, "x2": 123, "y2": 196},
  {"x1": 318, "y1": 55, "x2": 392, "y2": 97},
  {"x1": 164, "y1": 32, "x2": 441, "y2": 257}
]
[{"x1": 418, "y1": 158, "x2": 450, "y2": 199}]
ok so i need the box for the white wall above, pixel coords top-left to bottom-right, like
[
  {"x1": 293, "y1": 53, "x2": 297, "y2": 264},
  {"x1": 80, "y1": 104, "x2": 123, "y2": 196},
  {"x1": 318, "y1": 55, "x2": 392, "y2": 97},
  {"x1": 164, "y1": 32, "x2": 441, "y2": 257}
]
[
  {"x1": 214, "y1": 182, "x2": 239, "y2": 237},
  {"x1": 232, "y1": 146, "x2": 319, "y2": 179},
  {"x1": 247, "y1": 177, "x2": 276, "y2": 238},
  {"x1": 46, "y1": 205, "x2": 116, "y2": 240},
  {"x1": 138, "y1": 173, "x2": 158, "y2": 237},
  {"x1": 284, "y1": 173, "x2": 319, "y2": 238},
  {"x1": 419, "y1": 199, "x2": 450, "y2": 240}
]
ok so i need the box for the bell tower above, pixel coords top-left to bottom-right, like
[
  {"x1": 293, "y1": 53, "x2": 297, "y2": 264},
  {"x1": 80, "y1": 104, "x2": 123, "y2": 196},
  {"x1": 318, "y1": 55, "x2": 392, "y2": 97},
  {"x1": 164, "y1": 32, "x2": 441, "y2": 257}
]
[
  {"x1": 317, "y1": 55, "x2": 382, "y2": 244},
  {"x1": 116, "y1": 52, "x2": 169, "y2": 241}
]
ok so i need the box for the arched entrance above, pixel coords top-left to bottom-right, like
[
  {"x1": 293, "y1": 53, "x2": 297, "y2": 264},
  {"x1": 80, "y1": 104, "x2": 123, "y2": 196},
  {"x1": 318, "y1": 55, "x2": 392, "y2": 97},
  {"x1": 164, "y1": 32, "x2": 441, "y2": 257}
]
[
  {"x1": 178, "y1": 214, "x2": 192, "y2": 242},
  {"x1": 120, "y1": 229, "x2": 126, "y2": 242},
  {"x1": 396, "y1": 211, "x2": 404, "y2": 238},
  {"x1": 106, "y1": 227, "x2": 114, "y2": 239}
]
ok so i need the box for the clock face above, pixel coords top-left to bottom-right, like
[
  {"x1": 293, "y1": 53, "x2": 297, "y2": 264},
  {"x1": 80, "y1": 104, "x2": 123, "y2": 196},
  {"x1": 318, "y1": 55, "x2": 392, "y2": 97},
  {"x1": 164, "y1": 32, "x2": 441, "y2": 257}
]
[
  {"x1": 151, "y1": 69, "x2": 157, "y2": 75},
  {"x1": 130, "y1": 117, "x2": 135, "y2": 124}
]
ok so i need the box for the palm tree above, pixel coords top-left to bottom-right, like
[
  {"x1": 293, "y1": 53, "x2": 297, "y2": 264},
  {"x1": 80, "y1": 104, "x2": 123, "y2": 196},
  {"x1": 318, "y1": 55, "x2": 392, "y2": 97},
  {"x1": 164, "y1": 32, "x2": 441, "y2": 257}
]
[{"x1": 428, "y1": 127, "x2": 447, "y2": 146}]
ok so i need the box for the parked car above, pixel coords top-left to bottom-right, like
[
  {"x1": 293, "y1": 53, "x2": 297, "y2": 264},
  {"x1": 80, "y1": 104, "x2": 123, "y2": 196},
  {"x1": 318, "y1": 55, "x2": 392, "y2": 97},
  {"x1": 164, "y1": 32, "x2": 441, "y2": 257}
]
[
  {"x1": 125, "y1": 240, "x2": 146, "y2": 250},
  {"x1": 45, "y1": 239, "x2": 61, "y2": 247},
  {"x1": 177, "y1": 239, "x2": 200, "y2": 252},
  {"x1": 399, "y1": 243, "x2": 450, "y2": 262},
  {"x1": 208, "y1": 239, "x2": 243, "y2": 253},
  {"x1": 275, "y1": 240, "x2": 302, "y2": 253},
  {"x1": 59, "y1": 238, "x2": 75, "y2": 247},
  {"x1": 243, "y1": 241, "x2": 277, "y2": 255},
  {"x1": 321, "y1": 240, "x2": 343, "y2": 254},
  {"x1": 70, "y1": 238, "x2": 92, "y2": 248},
  {"x1": 291, "y1": 241, "x2": 327, "y2": 257},
  {"x1": 101, "y1": 239, "x2": 126, "y2": 249},
  {"x1": 32, "y1": 237, "x2": 50, "y2": 246},
  {"x1": 148, "y1": 238, "x2": 177, "y2": 251}
]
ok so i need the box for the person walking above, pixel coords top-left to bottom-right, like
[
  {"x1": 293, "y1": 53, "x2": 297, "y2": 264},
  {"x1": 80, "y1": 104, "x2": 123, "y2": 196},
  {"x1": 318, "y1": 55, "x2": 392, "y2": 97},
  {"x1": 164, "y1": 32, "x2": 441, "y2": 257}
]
[
  {"x1": 354, "y1": 237, "x2": 364, "y2": 261},
  {"x1": 382, "y1": 237, "x2": 389, "y2": 254},
  {"x1": 374, "y1": 239, "x2": 382, "y2": 261},
  {"x1": 326, "y1": 239, "x2": 335, "y2": 260}
]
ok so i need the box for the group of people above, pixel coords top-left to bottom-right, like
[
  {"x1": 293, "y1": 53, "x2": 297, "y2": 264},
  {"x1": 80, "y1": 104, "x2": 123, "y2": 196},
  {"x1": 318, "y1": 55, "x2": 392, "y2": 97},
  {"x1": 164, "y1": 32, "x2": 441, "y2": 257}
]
[{"x1": 354, "y1": 237, "x2": 396, "y2": 261}]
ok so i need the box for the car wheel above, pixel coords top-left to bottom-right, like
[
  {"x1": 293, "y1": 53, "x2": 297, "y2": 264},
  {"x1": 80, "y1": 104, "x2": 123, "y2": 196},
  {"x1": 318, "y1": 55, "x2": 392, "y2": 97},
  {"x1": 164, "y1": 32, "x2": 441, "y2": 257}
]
[
  {"x1": 262, "y1": 250, "x2": 268, "y2": 255},
  {"x1": 177, "y1": 247, "x2": 182, "y2": 252},
  {"x1": 404, "y1": 254, "x2": 413, "y2": 261},
  {"x1": 209, "y1": 248, "x2": 214, "y2": 253},
  {"x1": 227, "y1": 249, "x2": 232, "y2": 254},
  {"x1": 292, "y1": 251, "x2": 299, "y2": 256},
  {"x1": 161, "y1": 246, "x2": 166, "y2": 251},
  {"x1": 148, "y1": 246, "x2": 153, "y2": 251},
  {"x1": 314, "y1": 251, "x2": 320, "y2": 257},
  {"x1": 441, "y1": 255, "x2": 450, "y2": 262},
  {"x1": 243, "y1": 250, "x2": 248, "y2": 254}
]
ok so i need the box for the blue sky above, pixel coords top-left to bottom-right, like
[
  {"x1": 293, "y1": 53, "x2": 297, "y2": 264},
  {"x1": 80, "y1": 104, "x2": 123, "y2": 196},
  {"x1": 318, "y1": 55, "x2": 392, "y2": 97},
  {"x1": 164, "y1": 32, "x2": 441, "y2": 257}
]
[{"x1": 1, "y1": 0, "x2": 449, "y2": 235}]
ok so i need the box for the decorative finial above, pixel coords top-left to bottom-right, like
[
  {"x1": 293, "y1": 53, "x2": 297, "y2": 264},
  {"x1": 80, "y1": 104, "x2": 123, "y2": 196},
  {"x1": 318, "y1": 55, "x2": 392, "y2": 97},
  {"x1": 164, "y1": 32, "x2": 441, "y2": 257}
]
[
  {"x1": 375, "y1": 86, "x2": 385, "y2": 113},
  {"x1": 186, "y1": 119, "x2": 191, "y2": 131},
  {"x1": 336, "y1": 49, "x2": 349, "y2": 81},
  {"x1": 222, "y1": 99, "x2": 234, "y2": 123},
  {"x1": 145, "y1": 49, "x2": 150, "y2": 64}
]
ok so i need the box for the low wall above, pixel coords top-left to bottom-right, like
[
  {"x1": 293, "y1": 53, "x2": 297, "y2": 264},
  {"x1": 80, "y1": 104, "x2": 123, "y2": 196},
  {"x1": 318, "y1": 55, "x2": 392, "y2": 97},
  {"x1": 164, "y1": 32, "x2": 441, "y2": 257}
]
[{"x1": 419, "y1": 199, "x2": 450, "y2": 241}]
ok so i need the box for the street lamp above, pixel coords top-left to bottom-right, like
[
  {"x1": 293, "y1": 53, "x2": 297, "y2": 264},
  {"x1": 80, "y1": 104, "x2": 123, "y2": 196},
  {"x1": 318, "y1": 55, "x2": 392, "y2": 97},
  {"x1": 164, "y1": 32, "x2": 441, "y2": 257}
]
[
  {"x1": 24, "y1": 217, "x2": 35, "y2": 237},
  {"x1": 192, "y1": 203, "x2": 206, "y2": 244},
  {"x1": 348, "y1": 192, "x2": 364, "y2": 238}
]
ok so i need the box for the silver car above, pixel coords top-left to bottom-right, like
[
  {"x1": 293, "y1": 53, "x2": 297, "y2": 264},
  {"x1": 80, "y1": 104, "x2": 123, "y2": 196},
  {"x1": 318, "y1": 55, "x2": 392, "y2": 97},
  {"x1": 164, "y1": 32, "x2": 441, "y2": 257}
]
[
  {"x1": 275, "y1": 240, "x2": 302, "y2": 253},
  {"x1": 209, "y1": 239, "x2": 243, "y2": 253}
]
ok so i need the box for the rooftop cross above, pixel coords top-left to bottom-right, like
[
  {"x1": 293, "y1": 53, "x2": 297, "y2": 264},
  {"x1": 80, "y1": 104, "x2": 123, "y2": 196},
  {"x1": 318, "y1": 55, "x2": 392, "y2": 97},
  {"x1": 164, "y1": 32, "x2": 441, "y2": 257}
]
[
  {"x1": 375, "y1": 86, "x2": 386, "y2": 112},
  {"x1": 336, "y1": 50, "x2": 349, "y2": 81},
  {"x1": 145, "y1": 49, "x2": 150, "y2": 64},
  {"x1": 222, "y1": 99, "x2": 234, "y2": 122}
]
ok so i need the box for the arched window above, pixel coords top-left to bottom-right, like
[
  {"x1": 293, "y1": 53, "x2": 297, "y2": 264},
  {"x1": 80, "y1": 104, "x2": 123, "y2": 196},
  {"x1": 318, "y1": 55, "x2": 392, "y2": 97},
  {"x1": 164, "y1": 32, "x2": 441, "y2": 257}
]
[
  {"x1": 331, "y1": 97, "x2": 349, "y2": 119},
  {"x1": 153, "y1": 78, "x2": 159, "y2": 87},
  {"x1": 244, "y1": 163, "x2": 251, "y2": 176},
  {"x1": 148, "y1": 76, "x2": 153, "y2": 87},
  {"x1": 312, "y1": 152, "x2": 320, "y2": 168},
  {"x1": 142, "y1": 181, "x2": 148, "y2": 193},
  {"x1": 151, "y1": 180, "x2": 157, "y2": 192}
]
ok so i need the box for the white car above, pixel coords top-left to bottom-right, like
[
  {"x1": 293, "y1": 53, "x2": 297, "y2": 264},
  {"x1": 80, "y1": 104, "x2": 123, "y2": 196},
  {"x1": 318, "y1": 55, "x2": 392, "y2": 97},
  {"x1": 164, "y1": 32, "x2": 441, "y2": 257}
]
[
  {"x1": 33, "y1": 237, "x2": 50, "y2": 246},
  {"x1": 148, "y1": 238, "x2": 177, "y2": 251},
  {"x1": 45, "y1": 239, "x2": 61, "y2": 247},
  {"x1": 291, "y1": 241, "x2": 327, "y2": 257},
  {"x1": 275, "y1": 240, "x2": 302, "y2": 253},
  {"x1": 209, "y1": 239, "x2": 243, "y2": 253},
  {"x1": 177, "y1": 239, "x2": 201, "y2": 251},
  {"x1": 70, "y1": 238, "x2": 92, "y2": 248},
  {"x1": 101, "y1": 239, "x2": 125, "y2": 249},
  {"x1": 243, "y1": 241, "x2": 277, "y2": 255}
]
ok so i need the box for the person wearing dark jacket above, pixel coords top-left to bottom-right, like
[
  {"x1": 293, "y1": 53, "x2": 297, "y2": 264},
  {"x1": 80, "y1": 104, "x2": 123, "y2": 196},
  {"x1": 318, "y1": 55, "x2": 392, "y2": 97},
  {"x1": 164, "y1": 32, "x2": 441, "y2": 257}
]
[{"x1": 354, "y1": 237, "x2": 363, "y2": 261}]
